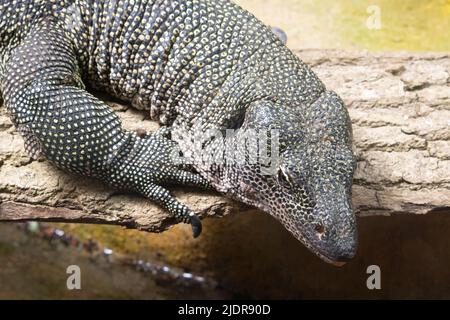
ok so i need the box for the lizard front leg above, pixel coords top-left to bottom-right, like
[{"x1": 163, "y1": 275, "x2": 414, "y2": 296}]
[{"x1": 1, "y1": 21, "x2": 205, "y2": 237}]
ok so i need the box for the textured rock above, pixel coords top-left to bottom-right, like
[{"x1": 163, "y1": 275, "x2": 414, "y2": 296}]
[{"x1": 0, "y1": 50, "x2": 449, "y2": 230}]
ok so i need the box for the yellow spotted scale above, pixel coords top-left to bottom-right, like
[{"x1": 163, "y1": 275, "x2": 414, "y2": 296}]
[{"x1": 0, "y1": 0, "x2": 358, "y2": 264}]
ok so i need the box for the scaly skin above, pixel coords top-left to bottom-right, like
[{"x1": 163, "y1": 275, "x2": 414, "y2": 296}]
[{"x1": 0, "y1": 0, "x2": 358, "y2": 264}]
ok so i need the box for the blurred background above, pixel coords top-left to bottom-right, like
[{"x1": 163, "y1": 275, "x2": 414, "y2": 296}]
[{"x1": 1, "y1": 0, "x2": 450, "y2": 299}]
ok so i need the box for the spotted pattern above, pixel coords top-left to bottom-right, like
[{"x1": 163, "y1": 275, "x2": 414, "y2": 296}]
[{"x1": 0, "y1": 0, "x2": 357, "y2": 262}]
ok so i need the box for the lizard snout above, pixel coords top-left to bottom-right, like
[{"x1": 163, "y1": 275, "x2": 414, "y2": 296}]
[{"x1": 311, "y1": 220, "x2": 358, "y2": 265}]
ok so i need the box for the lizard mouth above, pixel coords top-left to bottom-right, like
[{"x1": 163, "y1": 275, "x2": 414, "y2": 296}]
[
  {"x1": 237, "y1": 194, "x2": 355, "y2": 265},
  {"x1": 292, "y1": 217, "x2": 358, "y2": 266},
  {"x1": 313, "y1": 251, "x2": 349, "y2": 267},
  {"x1": 294, "y1": 232, "x2": 352, "y2": 266},
  {"x1": 265, "y1": 206, "x2": 356, "y2": 265},
  {"x1": 227, "y1": 178, "x2": 356, "y2": 265}
]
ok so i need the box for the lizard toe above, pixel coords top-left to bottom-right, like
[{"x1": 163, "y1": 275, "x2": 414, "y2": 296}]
[{"x1": 189, "y1": 214, "x2": 203, "y2": 238}]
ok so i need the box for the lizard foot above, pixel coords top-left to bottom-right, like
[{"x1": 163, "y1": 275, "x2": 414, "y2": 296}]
[
  {"x1": 139, "y1": 183, "x2": 204, "y2": 239},
  {"x1": 189, "y1": 213, "x2": 203, "y2": 238}
]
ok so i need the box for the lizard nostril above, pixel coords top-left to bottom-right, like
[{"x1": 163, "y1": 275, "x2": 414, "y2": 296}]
[{"x1": 315, "y1": 223, "x2": 325, "y2": 235}]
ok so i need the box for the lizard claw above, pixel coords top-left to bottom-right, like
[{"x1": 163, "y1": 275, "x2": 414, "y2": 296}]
[{"x1": 189, "y1": 214, "x2": 202, "y2": 238}]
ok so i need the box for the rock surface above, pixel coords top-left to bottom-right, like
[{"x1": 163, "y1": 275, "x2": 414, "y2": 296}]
[{"x1": 0, "y1": 50, "x2": 449, "y2": 230}]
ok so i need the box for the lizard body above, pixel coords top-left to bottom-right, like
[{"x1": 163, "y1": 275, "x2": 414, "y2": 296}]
[{"x1": 0, "y1": 0, "x2": 357, "y2": 264}]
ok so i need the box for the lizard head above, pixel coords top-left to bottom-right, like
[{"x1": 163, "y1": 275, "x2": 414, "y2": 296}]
[
  {"x1": 232, "y1": 143, "x2": 358, "y2": 265},
  {"x1": 273, "y1": 143, "x2": 357, "y2": 265},
  {"x1": 227, "y1": 92, "x2": 358, "y2": 265}
]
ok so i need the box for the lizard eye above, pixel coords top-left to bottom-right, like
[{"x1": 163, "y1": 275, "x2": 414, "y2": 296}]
[{"x1": 277, "y1": 166, "x2": 294, "y2": 187}]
